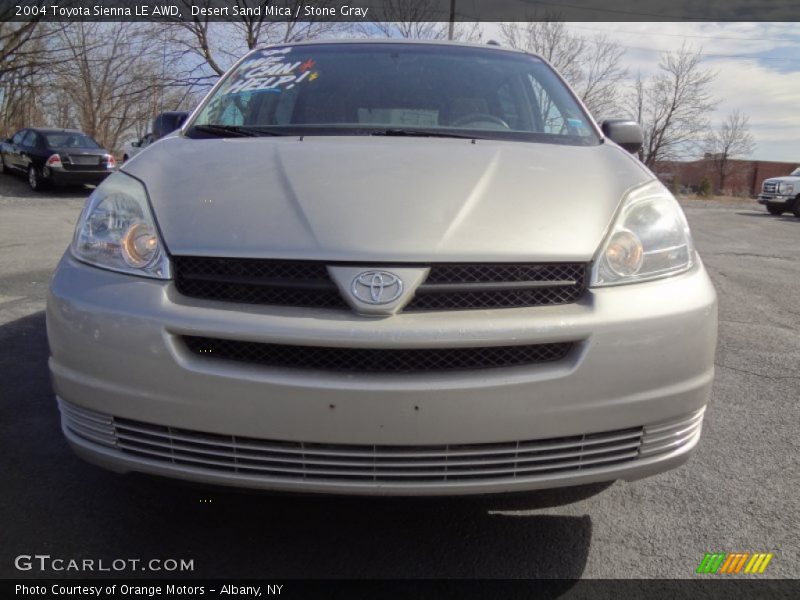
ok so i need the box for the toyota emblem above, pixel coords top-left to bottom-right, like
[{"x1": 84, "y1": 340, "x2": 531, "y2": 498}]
[{"x1": 351, "y1": 271, "x2": 404, "y2": 305}]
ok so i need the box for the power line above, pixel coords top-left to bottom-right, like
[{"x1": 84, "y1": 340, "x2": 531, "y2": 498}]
[
  {"x1": 508, "y1": 0, "x2": 711, "y2": 21},
  {"x1": 612, "y1": 43, "x2": 800, "y2": 63},
  {"x1": 567, "y1": 24, "x2": 800, "y2": 44},
  {"x1": 497, "y1": 24, "x2": 800, "y2": 63}
]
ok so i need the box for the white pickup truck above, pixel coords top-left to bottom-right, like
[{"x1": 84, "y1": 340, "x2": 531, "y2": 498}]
[
  {"x1": 122, "y1": 132, "x2": 154, "y2": 162},
  {"x1": 758, "y1": 167, "x2": 800, "y2": 216}
]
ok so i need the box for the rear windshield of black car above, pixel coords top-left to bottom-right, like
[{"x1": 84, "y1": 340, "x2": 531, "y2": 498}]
[
  {"x1": 191, "y1": 43, "x2": 600, "y2": 145},
  {"x1": 45, "y1": 133, "x2": 101, "y2": 149}
]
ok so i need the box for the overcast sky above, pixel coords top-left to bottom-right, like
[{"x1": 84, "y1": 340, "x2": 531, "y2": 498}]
[{"x1": 485, "y1": 22, "x2": 800, "y2": 164}]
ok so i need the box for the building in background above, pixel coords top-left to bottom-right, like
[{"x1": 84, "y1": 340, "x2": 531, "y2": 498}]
[{"x1": 655, "y1": 156, "x2": 798, "y2": 197}]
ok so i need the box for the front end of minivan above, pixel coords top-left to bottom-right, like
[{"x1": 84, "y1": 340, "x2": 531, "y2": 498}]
[{"x1": 46, "y1": 40, "x2": 717, "y2": 496}]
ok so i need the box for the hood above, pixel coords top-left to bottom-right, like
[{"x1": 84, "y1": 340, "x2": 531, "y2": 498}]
[
  {"x1": 123, "y1": 135, "x2": 652, "y2": 262},
  {"x1": 765, "y1": 175, "x2": 800, "y2": 184}
]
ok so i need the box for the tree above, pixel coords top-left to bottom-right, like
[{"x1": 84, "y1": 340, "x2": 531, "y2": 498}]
[
  {"x1": 0, "y1": 30, "x2": 49, "y2": 134},
  {"x1": 170, "y1": 0, "x2": 348, "y2": 83},
  {"x1": 0, "y1": 18, "x2": 41, "y2": 80},
  {"x1": 627, "y1": 44, "x2": 716, "y2": 167},
  {"x1": 0, "y1": 17, "x2": 70, "y2": 136},
  {"x1": 361, "y1": 0, "x2": 481, "y2": 41},
  {"x1": 1, "y1": 27, "x2": 78, "y2": 134},
  {"x1": 52, "y1": 22, "x2": 185, "y2": 153},
  {"x1": 705, "y1": 110, "x2": 756, "y2": 193},
  {"x1": 500, "y1": 21, "x2": 626, "y2": 119}
]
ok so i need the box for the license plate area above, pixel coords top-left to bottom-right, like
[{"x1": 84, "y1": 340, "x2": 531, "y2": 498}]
[{"x1": 69, "y1": 155, "x2": 100, "y2": 166}]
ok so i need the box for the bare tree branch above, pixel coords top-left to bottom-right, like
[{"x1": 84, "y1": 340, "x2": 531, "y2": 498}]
[
  {"x1": 360, "y1": 0, "x2": 481, "y2": 41},
  {"x1": 169, "y1": 0, "x2": 349, "y2": 80},
  {"x1": 626, "y1": 44, "x2": 717, "y2": 167},
  {"x1": 704, "y1": 109, "x2": 756, "y2": 193},
  {"x1": 500, "y1": 21, "x2": 626, "y2": 119},
  {"x1": 48, "y1": 22, "x2": 198, "y2": 153}
]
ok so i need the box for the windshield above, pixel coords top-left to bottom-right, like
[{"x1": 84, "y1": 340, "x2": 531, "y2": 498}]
[
  {"x1": 190, "y1": 43, "x2": 599, "y2": 145},
  {"x1": 45, "y1": 133, "x2": 101, "y2": 149},
  {"x1": 792, "y1": 168, "x2": 800, "y2": 176}
]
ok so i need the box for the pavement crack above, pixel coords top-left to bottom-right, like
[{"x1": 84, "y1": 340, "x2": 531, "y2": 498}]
[
  {"x1": 705, "y1": 252, "x2": 795, "y2": 262},
  {"x1": 719, "y1": 318, "x2": 799, "y2": 333},
  {"x1": 715, "y1": 362, "x2": 800, "y2": 381},
  {"x1": 719, "y1": 318, "x2": 759, "y2": 326}
]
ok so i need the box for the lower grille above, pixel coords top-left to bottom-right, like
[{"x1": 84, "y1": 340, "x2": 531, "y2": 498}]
[
  {"x1": 640, "y1": 408, "x2": 706, "y2": 458},
  {"x1": 405, "y1": 286, "x2": 582, "y2": 311},
  {"x1": 58, "y1": 399, "x2": 707, "y2": 484},
  {"x1": 181, "y1": 336, "x2": 574, "y2": 373}
]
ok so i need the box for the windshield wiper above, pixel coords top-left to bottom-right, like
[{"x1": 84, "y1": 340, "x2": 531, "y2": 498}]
[
  {"x1": 370, "y1": 128, "x2": 480, "y2": 140},
  {"x1": 188, "y1": 124, "x2": 290, "y2": 138},
  {"x1": 190, "y1": 125, "x2": 478, "y2": 139}
]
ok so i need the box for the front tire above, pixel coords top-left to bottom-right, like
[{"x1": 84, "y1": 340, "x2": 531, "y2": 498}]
[
  {"x1": 767, "y1": 205, "x2": 785, "y2": 215},
  {"x1": 0, "y1": 154, "x2": 5, "y2": 175},
  {"x1": 793, "y1": 197, "x2": 800, "y2": 218},
  {"x1": 28, "y1": 166, "x2": 44, "y2": 191}
]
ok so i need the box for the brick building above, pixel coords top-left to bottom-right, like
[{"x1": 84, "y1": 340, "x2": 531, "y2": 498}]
[{"x1": 654, "y1": 157, "x2": 798, "y2": 197}]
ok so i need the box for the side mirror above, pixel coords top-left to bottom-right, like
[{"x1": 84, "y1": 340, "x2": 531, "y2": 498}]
[
  {"x1": 4, "y1": 138, "x2": 12, "y2": 144},
  {"x1": 601, "y1": 119, "x2": 643, "y2": 154},
  {"x1": 152, "y1": 111, "x2": 189, "y2": 140}
]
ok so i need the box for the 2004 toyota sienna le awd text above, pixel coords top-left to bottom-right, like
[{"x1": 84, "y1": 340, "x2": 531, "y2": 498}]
[{"x1": 46, "y1": 40, "x2": 717, "y2": 496}]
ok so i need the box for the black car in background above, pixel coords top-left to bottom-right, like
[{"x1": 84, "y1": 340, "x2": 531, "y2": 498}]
[{"x1": 0, "y1": 128, "x2": 115, "y2": 191}]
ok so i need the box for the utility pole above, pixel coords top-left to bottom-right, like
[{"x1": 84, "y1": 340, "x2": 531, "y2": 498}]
[{"x1": 448, "y1": 0, "x2": 456, "y2": 40}]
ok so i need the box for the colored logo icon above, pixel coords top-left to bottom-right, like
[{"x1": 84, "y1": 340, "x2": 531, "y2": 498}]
[{"x1": 696, "y1": 552, "x2": 774, "y2": 574}]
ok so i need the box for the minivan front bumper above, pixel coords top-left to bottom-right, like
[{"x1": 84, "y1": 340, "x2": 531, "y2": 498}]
[{"x1": 47, "y1": 254, "x2": 717, "y2": 495}]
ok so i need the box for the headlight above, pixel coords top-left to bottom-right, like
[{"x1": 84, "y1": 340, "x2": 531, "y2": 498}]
[
  {"x1": 778, "y1": 182, "x2": 794, "y2": 195},
  {"x1": 71, "y1": 172, "x2": 170, "y2": 279},
  {"x1": 592, "y1": 181, "x2": 694, "y2": 287}
]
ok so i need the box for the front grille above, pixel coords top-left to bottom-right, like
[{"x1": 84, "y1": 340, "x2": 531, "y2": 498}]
[
  {"x1": 423, "y1": 263, "x2": 583, "y2": 284},
  {"x1": 763, "y1": 181, "x2": 778, "y2": 194},
  {"x1": 173, "y1": 256, "x2": 587, "y2": 312},
  {"x1": 406, "y1": 262, "x2": 585, "y2": 311},
  {"x1": 60, "y1": 398, "x2": 698, "y2": 485},
  {"x1": 173, "y1": 257, "x2": 344, "y2": 308},
  {"x1": 182, "y1": 336, "x2": 574, "y2": 373}
]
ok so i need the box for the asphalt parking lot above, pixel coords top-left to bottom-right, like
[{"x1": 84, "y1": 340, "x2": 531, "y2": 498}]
[{"x1": 0, "y1": 173, "x2": 798, "y2": 581}]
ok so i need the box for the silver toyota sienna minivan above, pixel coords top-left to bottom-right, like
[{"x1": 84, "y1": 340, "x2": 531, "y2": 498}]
[{"x1": 47, "y1": 40, "x2": 717, "y2": 496}]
